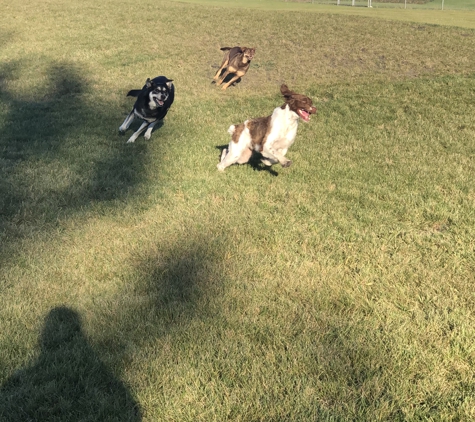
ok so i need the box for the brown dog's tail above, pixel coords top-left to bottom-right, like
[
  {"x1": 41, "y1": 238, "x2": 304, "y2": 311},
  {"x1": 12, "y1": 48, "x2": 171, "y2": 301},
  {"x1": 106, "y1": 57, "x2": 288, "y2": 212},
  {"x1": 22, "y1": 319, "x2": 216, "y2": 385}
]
[{"x1": 220, "y1": 47, "x2": 232, "y2": 51}]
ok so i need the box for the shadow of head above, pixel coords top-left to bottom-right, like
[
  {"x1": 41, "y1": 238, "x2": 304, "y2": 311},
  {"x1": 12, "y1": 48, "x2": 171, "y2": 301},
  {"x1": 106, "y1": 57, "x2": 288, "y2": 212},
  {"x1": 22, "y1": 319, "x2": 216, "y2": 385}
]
[
  {"x1": 0, "y1": 306, "x2": 142, "y2": 420},
  {"x1": 40, "y1": 306, "x2": 83, "y2": 351}
]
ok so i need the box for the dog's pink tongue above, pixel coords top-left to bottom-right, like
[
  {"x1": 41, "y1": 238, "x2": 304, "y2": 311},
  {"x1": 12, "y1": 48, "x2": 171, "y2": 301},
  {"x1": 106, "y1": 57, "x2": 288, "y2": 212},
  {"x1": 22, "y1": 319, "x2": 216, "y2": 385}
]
[{"x1": 300, "y1": 109, "x2": 310, "y2": 122}]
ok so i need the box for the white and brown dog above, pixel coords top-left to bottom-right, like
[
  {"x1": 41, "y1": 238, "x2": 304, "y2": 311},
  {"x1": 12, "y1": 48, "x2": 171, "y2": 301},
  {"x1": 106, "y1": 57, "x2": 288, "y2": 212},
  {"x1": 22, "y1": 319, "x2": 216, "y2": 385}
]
[{"x1": 217, "y1": 84, "x2": 316, "y2": 171}]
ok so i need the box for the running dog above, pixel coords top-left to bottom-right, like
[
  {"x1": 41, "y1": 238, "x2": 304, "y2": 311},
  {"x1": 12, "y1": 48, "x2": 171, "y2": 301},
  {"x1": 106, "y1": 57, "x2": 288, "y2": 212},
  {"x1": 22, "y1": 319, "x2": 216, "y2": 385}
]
[
  {"x1": 217, "y1": 84, "x2": 316, "y2": 171},
  {"x1": 213, "y1": 46, "x2": 255, "y2": 90},
  {"x1": 119, "y1": 76, "x2": 174, "y2": 143}
]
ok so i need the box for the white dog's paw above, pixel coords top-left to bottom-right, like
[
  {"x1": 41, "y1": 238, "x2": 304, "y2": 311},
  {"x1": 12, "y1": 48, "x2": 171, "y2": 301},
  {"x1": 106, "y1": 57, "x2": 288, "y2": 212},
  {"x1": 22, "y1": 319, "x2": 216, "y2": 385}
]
[
  {"x1": 144, "y1": 133, "x2": 151, "y2": 141},
  {"x1": 126, "y1": 137, "x2": 135, "y2": 144}
]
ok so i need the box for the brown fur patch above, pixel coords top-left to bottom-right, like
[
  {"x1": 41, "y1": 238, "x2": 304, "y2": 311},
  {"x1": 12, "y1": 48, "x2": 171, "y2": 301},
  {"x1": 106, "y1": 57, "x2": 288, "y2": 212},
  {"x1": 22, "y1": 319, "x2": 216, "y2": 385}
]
[
  {"x1": 231, "y1": 123, "x2": 245, "y2": 143},
  {"x1": 247, "y1": 116, "x2": 272, "y2": 151},
  {"x1": 228, "y1": 47, "x2": 245, "y2": 62},
  {"x1": 280, "y1": 85, "x2": 317, "y2": 117},
  {"x1": 281, "y1": 96, "x2": 315, "y2": 114}
]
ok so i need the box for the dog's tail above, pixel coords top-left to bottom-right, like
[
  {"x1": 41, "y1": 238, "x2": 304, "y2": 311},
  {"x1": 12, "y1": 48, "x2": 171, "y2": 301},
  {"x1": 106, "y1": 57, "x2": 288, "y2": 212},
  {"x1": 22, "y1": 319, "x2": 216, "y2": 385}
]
[
  {"x1": 220, "y1": 47, "x2": 232, "y2": 51},
  {"x1": 227, "y1": 125, "x2": 236, "y2": 135},
  {"x1": 127, "y1": 89, "x2": 141, "y2": 97}
]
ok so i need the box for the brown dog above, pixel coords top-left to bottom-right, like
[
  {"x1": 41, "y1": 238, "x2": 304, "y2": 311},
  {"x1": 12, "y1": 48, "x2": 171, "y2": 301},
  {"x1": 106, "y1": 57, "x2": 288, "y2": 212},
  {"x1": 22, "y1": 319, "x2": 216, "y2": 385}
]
[{"x1": 213, "y1": 46, "x2": 256, "y2": 90}]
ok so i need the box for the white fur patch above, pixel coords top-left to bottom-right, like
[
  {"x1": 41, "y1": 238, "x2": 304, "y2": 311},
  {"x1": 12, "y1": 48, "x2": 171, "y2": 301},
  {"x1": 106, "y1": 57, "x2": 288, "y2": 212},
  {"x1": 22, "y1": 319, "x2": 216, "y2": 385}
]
[{"x1": 218, "y1": 105, "x2": 302, "y2": 171}]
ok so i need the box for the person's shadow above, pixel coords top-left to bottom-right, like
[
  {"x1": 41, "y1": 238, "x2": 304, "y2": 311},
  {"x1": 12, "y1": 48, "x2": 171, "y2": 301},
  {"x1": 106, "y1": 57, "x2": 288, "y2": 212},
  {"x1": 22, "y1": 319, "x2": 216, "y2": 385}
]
[{"x1": 0, "y1": 307, "x2": 142, "y2": 421}]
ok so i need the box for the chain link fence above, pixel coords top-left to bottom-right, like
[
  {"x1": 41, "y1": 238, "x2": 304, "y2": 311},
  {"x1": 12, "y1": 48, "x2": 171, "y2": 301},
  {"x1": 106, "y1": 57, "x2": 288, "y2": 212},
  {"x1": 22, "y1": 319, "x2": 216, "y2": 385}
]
[{"x1": 287, "y1": 0, "x2": 475, "y2": 10}]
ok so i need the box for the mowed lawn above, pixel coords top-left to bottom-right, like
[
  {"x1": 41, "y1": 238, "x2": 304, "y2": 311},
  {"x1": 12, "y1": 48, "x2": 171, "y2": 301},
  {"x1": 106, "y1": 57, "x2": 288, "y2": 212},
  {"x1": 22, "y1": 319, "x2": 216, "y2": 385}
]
[{"x1": 0, "y1": 0, "x2": 474, "y2": 420}]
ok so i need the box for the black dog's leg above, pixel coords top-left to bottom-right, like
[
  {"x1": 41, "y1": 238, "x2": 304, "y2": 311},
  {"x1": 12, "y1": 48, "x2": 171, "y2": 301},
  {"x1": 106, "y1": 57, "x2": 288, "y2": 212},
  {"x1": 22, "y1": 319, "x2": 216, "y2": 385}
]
[
  {"x1": 126, "y1": 121, "x2": 149, "y2": 143},
  {"x1": 144, "y1": 120, "x2": 160, "y2": 140},
  {"x1": 119, "y1": 111, "x2": 135, "y2": 134}
]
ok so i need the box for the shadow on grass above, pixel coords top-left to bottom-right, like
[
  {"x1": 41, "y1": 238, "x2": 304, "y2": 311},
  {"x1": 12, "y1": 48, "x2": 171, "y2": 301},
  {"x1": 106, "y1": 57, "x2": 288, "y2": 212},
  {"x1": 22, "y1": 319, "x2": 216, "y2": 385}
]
[
  {"x1": 215, "y1": 144, "x2": 279, "y2": 176},
  {"x1": 210, "y1": 68, "x2": 242, "y2": 88},
  {"x1": 0, "y1": 59, "x2": 149, "y2": 262},
  {"x1": 0, "y1": 307, "x2": 142, "y2": 421},
  {"x1": 95, "y1": 235, "x2": 226, "y2": 354}
]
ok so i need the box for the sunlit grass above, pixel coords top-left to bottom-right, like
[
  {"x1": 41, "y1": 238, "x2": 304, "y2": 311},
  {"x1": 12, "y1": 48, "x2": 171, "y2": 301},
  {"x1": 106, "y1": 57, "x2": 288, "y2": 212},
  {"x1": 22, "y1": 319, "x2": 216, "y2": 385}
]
[
  {"x1": 175, "y1": 0, "x2": 475, "y2": 28},
  {"x1": 0, "y1": 0, "x2": 474, "y2": 420}
]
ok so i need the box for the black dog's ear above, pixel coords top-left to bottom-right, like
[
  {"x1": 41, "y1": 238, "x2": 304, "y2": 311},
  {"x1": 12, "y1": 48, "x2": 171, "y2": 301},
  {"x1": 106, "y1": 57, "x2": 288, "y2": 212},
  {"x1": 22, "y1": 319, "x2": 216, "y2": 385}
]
[
  {"x1": 146, "y1": 78, "x2": 153, "y2": 88},
  {"x1": 165, "y1": 79, "x2": 173, "y2": 90}
]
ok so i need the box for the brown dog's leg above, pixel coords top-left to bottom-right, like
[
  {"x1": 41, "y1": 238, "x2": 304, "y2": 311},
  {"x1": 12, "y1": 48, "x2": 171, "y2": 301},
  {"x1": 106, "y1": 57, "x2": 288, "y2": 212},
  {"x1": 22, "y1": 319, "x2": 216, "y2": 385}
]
[
  {"x1": 213, "y1": 62, "x2": 228, "y2": 82},
  {"x1": 221, "y1": 72, "x2": 242, "y2": 90},
  {"x1": 216, "y1": 69, "x2": 232, "y2": 87},
  {"x1": 213, "y1": 53, "x2": 230, "y2": 81}
]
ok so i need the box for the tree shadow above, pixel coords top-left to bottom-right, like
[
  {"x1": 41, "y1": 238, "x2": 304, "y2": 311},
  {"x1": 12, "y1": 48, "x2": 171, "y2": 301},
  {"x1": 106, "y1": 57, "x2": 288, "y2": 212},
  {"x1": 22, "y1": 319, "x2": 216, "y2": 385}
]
[
  {"x1": 0, "y1": 306, "x2": 142, "y2": 421},
  {"x1": 0, "y1": 59, "x2": 149, "y2": 262},
  {"x1": 94, "y1": 235, "x2": 226, "y2": 354},
  {"x1": 215, "y1": 144, "x2": 279, "y2": 176}
]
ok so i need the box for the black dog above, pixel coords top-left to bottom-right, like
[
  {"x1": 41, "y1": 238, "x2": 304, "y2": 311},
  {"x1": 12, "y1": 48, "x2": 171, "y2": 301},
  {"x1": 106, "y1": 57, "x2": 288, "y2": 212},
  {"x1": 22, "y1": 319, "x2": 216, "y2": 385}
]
[{"x1": 119, "y1": 76, "x2": 174, "y2": 143}]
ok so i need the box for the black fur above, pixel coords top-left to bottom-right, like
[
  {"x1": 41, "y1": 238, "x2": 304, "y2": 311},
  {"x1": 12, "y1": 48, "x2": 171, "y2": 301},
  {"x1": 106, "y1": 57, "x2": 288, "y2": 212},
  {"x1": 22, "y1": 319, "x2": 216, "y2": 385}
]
[
  {"x1": 119, "y1": 76, "x2": 174, "y2": 143},
  {"x1": 129, "y1": 76, "x2": 174, "y2": 122}
]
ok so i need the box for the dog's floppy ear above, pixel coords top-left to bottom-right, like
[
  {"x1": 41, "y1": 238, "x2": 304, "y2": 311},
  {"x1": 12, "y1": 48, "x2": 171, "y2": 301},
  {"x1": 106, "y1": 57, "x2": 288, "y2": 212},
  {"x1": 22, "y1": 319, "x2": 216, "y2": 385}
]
[
  {"x1": 145, "y1": 78, "x2": 153, "y2": 88},
  {"x1": 280, "y1": 84, "x2": 293, "y2": 99}
]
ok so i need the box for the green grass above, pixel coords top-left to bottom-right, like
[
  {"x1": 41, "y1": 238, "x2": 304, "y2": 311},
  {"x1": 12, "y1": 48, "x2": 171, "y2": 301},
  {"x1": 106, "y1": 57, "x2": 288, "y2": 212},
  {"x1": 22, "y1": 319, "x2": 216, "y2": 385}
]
[
  {"x1": 177, "y1": 0, "x2": 475, "y2": 28},
  {"x1": 317, "y1": 0, "x2": 475, "y2": 11},
  {"x1": 1, "y1": 0, "x2": 475, "y2": 420}
]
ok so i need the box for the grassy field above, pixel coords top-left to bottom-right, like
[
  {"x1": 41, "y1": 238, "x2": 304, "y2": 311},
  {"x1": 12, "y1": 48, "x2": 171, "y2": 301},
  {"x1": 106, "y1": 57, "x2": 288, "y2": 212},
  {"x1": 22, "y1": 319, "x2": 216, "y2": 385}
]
[
  {"x1": 178, "y1": 0, "x2": 475, "y2": 28},
  {"x1": 1, "y1": 0, "x2": 475, "y2": 420}
]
